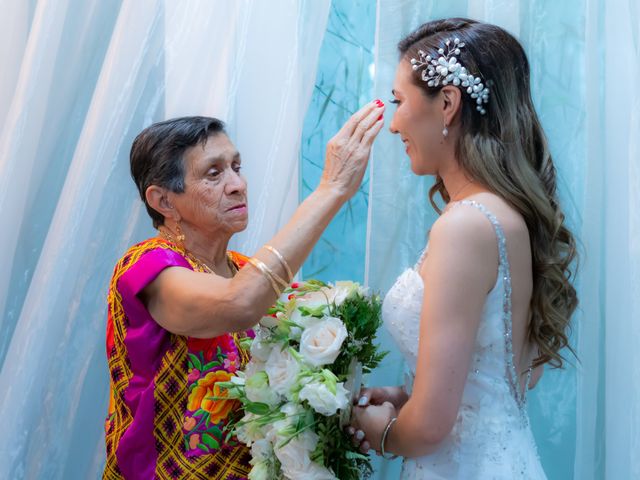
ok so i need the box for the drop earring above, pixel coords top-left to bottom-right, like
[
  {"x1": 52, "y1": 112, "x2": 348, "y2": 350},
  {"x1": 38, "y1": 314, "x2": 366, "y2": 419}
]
[
  {"x1": 442, "y1": 124, "x2": 449, "y2": 137},
  {"x1": 175, "y1": 222, "x2": 186, "y2": 246}
]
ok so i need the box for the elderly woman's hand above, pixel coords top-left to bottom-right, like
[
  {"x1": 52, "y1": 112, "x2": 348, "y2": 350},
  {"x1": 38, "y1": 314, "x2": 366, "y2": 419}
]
[
  {"x1": 320, "y1": 100, "x2": 385, "y2": 201},
  {"x1": 356, "y1": 386, "x2": 409, "y2": 410}
]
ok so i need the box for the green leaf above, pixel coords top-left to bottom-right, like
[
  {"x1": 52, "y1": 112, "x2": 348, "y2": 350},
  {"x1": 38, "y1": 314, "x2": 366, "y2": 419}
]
[
  {"x1": 197, "y1": 443, "x2": 209, "y2": 452},
  {"x1": 188, "y1": 353, "x2": 203, "y2": 371},
  {"x1": 202, "y1": 360, "x2": 222, "y2": 370},
  {"x1": 298, "y1": 305, "x2": 327, "y2": 318},
  {"x1": 202, "y1": 433, "x2": 220, "y2": 450},
  {"x1": 245, "y1": 402, "x2": 271, "y2": 415},
  {"x1": 345, "y1": 450, "x2": 369, "y2": 460}
]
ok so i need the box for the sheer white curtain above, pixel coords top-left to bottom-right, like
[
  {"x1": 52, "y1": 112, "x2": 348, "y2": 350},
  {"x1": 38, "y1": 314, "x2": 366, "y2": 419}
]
[
  {"x1": 367, "y1": 0, "x2": 639, "y2": 479},
  {"x1": 0, "y1": 1, "x2": 329, "y2": 478}
]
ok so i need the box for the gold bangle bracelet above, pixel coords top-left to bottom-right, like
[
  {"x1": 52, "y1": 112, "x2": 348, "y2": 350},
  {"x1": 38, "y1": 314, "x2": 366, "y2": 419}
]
[
  {"x1": 246, "y1": 257, "x2": 287, "y2": 294},
  {"x1": 252, "y1": 256, "x2": 289, "y2": 289},
  {"x1": 264, "y1": 245, "x2": 293, "y2": 282}
]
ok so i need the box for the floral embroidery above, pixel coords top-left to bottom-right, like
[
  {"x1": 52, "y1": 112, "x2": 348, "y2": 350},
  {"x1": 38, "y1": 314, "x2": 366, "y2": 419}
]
[{"x1": 182, "y1": 333, "x2": 249, "y2": 457}]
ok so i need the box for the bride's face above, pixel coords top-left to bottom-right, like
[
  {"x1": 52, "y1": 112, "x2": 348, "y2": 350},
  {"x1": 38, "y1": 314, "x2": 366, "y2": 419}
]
[{"x1": 389, "y1": 60, "x2": 445, "y2": 175}]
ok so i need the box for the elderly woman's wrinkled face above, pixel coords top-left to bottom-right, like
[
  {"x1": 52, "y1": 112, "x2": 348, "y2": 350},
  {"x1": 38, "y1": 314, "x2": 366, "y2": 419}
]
[{"x1": 170, "y1": 133, "x2": 248, "y2": 236}]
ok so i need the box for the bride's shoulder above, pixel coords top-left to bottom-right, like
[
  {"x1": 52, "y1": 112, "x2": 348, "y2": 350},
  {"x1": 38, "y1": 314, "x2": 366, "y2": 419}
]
[
  {"x1": 432, "y1": 197, "x2": 494, "y2": 237},
  {"x1": 429, "y1": 202, "x2": 497, "y2": 254},
  {"x1": 423, "y1": 198, "x2": 501, "y2": 290}
]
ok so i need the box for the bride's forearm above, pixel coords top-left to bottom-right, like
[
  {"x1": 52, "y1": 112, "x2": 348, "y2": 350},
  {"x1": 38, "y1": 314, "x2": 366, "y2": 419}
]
[{"x1": 384, "y1": 397, "x2": 450, "y2": 458}]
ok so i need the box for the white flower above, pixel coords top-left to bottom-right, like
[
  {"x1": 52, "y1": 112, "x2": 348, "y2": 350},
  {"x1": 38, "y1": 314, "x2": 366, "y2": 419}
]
[
  {"x1": 264, "y1": 402, "x2": 307, "y2": 445},
  {"x1": 299, "y1": 317, "x2": 348, "y2": 367},
  {"x1": 283, "y1": 460, "x2": 337, "y2": 480},
  {"x1": 245, "y1": 371, "x2": 281, "y2": 407},
  {"x1": 298, "y1": 281, "x2": 364, "y2": 309},
  {"x1": 250, "y1": 438, "x2": 274, "y2": 464},
  {"x1": 248, "y1": 462, "x2": 270, "y2": 480},
  {"x1": 299, "y1": 380, "x2": 349, "y2": 416},
  {"x1": 296, "y1": 290, "x2": 331, "y2": 310},
  {"x1": 265, "y1": 347, "x2": 301, "y2": 396},
  {"x1": 324, "y1": 281, "x2": 358, "y2": 306},
  {"x1": 289, "y1": 307, "x2": 321, "y2": 334},
  {"x1": 274, "y1": 430, "x2": 336, "y2": 479},
  {"x1": 244, "y1": 359, "x2": 265, "y2": 379},
  {"x1": 236, "y1": 413, "x2": 266, "y2": 446},
  {"x1": 250, "y1": 335, "x2": 273, "y2": 362}
]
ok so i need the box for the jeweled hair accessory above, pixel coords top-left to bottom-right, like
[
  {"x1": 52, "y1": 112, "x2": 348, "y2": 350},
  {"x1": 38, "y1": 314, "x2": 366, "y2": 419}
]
[{"x1": 410, "y1": 37, "x2": 490, "y2": 115}]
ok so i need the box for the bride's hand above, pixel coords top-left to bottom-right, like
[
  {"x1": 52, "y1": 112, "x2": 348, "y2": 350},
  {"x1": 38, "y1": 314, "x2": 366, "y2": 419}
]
[
  {"x1": 347, "y1": 401, "x2": 397, "y2": 454},
  {"x1": 356, "y1": 386, "x2": 409, "y2": 410},
  {"x1": 318, "y1": 100, "x2": 385, "y2": 202}
]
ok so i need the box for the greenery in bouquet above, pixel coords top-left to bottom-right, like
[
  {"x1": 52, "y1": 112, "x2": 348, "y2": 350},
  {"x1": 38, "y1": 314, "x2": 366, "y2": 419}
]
[{"x1": 218, "y1": 280, "x2": 387, "y2": 480}]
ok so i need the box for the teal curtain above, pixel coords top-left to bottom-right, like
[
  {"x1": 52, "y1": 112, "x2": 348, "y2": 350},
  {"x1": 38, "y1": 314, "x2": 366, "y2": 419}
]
[{"x1": 300, "y1": 0, "x2": 376, "y2": 283}]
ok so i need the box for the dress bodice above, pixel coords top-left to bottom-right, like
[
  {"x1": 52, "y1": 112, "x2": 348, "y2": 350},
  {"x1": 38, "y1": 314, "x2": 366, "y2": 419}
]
[{"x1": 382, "y1": 200, "x2": 546, "y2": 479}]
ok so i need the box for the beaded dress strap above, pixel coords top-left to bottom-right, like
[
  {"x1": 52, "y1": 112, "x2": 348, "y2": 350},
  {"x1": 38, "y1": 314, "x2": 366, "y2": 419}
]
[
  {"x1": 414, "y1": 244, "x2": 429, "y2": 271},
  {"x1": 450, "y1": 200, "x2": 528, "y2": 408}
]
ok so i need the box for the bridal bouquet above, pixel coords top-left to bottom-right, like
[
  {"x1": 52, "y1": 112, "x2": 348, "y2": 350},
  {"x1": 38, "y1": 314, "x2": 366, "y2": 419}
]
[{"x1": 219, "y1": 280, "x2": 386, "y2": 480}]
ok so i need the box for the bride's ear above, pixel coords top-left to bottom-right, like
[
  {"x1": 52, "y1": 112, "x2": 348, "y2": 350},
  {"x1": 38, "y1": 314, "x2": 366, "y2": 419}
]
[{"x1": 440, "y1": 86, "x2": 462, "y2": 127}]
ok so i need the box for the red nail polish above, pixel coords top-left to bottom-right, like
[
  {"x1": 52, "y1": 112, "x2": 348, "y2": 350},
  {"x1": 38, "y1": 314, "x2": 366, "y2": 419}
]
[
  {"x1": 377, "y1": 114, "x2": 383, "y2": 121},
  {"x1": 375, "y1": 99, "x2": 383, "y2": 107}
]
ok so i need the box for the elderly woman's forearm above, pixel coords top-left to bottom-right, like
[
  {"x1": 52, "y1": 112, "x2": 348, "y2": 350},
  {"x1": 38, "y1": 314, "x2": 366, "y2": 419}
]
[
  {"x1": 230, "y1": 186, "x2": 347, "y2": 320},
  {"x1": 166, "y1": 186, "x2": 349, "y2": 337}
]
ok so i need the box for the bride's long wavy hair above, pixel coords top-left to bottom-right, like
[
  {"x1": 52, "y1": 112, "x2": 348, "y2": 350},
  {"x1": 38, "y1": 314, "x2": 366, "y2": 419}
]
[{"x1": 399, "y1": 18, "x2": 578, "y2": 368}]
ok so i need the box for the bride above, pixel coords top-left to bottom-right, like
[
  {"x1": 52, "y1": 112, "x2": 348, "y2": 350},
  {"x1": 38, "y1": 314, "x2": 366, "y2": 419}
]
[{"x1": 348, "y1": 18, "x2": 578, "y2": 479}]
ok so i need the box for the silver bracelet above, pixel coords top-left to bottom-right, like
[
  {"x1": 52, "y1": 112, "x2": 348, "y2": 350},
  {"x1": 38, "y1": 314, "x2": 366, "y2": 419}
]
[{"x1": 380, "y1": 417, "x2": 398, "y2": 459}]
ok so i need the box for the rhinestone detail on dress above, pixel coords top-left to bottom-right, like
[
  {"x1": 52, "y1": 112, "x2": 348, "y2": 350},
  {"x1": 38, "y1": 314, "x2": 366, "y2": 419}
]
[{"x1": 450, "y1": 199, "x2": 527, "y2": 410}]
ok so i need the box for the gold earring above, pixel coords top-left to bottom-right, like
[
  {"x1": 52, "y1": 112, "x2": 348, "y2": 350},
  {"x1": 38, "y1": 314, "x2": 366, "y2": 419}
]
[{"x1": 175, "y1": 223, "x2": 186, "y2": 245}]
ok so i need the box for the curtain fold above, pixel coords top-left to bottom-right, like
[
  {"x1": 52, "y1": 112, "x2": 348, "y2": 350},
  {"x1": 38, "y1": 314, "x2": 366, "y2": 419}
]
[{"x1": 0, "y1": 1, "x2": 330, "y2": 478}]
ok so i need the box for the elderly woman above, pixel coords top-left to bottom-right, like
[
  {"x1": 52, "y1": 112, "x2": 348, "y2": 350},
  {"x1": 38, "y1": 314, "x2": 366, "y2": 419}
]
[{"x1": 102, "y1": 102, "x2": 384, "y2": 479}]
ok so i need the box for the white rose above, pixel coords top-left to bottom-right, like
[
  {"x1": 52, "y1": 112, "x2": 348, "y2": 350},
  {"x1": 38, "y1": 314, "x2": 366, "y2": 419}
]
[
  {"x1": 245, "y1": 371, "x2": 281, "y2": 407},
  {"x1": 275, "y1": 431, "x2": 337, "y2": 480},
  {"x1": 324, "y1": 281, "x2": 356, "y2": 306},
  {"x1": 299, "y1": 317, "x2": 348, "y2": 367},
  {"x1": 265, "y1": 347, "x2": 301, "y2": 396},
  {"x1": 288, "y1": 308, "x2": 321, "y2": 341},
  {"x1": 299, "y1": 380, "x2": 349, "y2": 416},
  {"x1": 274, "y1": 430, "x2": 316, "y2": 474}
]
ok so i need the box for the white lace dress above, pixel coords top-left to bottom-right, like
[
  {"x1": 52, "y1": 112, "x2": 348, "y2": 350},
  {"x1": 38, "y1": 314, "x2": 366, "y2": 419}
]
[{"x1": 383, "y1": 200, "x2": 547, "y2": 479}]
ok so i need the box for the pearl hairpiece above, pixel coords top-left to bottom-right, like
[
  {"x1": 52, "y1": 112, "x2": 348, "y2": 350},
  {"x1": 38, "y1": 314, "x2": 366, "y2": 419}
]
[{"x1": 410, "y1": 37, "x2": 490, "y2": 115}]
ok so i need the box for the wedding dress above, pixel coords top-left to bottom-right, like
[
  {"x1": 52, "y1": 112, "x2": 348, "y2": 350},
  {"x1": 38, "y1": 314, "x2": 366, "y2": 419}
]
[{"x1": 383, "y1": 200, "x2": 547, "y2": 479}]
